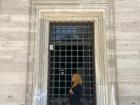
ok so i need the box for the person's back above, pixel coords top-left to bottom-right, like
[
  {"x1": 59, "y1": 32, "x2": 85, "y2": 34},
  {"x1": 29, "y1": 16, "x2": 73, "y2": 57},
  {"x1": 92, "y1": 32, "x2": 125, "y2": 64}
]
[
  {"x1": 69, "y1": 73, "x2": 83, "y2": 105},
  {"x1": 69, "y1": 84, "x2": 82, "y2": 105}
]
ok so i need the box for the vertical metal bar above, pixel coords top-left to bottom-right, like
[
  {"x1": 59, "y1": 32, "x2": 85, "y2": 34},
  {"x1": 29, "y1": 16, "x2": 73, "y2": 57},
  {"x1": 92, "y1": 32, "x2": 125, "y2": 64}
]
[
  {"x1": 53, "y1": 22, "x2": 55, "y2": 105},
  {"x1": 58, "y1": 22, "x2": 61, "y2": 102},
  {"x1": 65, "y1": 23, "x2": 67, "y2": 101}
]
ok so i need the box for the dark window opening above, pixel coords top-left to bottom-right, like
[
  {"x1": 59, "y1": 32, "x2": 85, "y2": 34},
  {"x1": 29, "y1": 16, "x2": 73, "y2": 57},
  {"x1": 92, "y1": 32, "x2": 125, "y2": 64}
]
[{"x1": 48, "y1": 22, "x2": 96, "y2": 105}]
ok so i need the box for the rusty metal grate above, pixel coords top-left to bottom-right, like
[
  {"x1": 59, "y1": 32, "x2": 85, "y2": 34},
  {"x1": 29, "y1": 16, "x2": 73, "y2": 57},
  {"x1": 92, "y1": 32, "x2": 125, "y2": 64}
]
[{"x1": 47, "y1": 22, "x2": 96, "y2": 105}]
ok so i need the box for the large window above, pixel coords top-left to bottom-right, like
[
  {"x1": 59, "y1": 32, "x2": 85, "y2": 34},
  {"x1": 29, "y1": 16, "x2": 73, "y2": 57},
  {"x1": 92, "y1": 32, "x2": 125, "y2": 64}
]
[{"x1": 48, "y1": 22, "x2": 96, "y2": 105}]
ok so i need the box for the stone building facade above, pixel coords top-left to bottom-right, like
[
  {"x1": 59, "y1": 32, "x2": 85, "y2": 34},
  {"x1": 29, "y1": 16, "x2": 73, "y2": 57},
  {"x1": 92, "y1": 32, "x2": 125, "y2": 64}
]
[{"x1": 0, "y1": 0, "x2": 140, "y2": 105}]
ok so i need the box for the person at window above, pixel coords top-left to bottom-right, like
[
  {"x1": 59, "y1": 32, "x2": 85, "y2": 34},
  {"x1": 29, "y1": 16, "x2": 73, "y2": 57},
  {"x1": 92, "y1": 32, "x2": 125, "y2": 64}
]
[{"x1": 69, "y1": 73, "x2": 83, "y2": 105}]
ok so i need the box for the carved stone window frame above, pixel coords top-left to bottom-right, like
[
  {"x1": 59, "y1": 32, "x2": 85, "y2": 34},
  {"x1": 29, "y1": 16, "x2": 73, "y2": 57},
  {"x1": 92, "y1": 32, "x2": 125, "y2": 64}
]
[{"x1": 25, "y1": 3, "x2": 118, "y2": 105}]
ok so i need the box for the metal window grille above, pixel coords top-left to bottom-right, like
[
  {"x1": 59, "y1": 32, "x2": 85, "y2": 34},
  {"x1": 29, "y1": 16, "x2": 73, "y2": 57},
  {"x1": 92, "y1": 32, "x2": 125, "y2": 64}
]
[{"x1": 47, "y1": 22, "x2": 96, "y2": 105}]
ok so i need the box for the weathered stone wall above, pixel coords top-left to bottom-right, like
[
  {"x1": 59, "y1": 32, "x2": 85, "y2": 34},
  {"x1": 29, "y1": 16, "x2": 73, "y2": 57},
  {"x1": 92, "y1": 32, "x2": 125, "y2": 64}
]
[
  {"x1": 0, "y1": 0, "x2": 140, "y2": 105},
  {"x1": 0, "y1": 0, "x2": 29, "y2": 105},
  {"x1": 115, "y1": 0, "x2": 140, "y2": 105}
]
